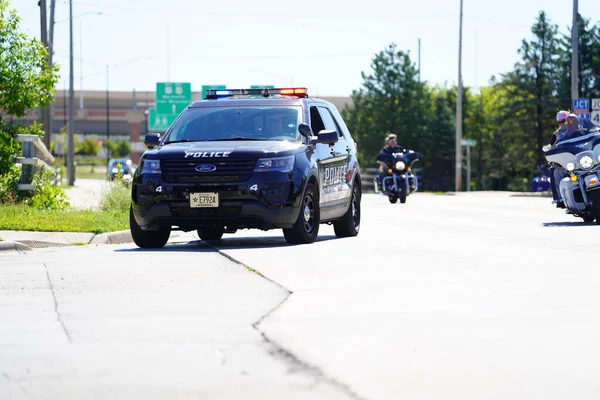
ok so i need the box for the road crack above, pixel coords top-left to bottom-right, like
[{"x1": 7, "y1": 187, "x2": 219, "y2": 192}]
[
  {"x1": 210, "y1": 246, "x2": 368, "y2": 400},
  {"x1": 43, "y1": 263, "x2": 72, "y2": 344}
]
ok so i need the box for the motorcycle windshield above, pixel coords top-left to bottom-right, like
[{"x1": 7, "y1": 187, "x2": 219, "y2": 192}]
[{"x1": 545, "y1": 121, "x2": 600, "y2": 169}]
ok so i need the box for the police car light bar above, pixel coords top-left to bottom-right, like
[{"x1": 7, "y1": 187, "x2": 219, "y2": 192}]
[{"x1": 205, "y1": 87, "x2": 308, "y2": 99}]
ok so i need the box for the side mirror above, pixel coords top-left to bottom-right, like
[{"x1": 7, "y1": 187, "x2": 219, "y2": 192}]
[
  {"x1": 542, "y1": 144, "x2": 552, "y2": 152},
  {"x1": 298, "y1": 123, "x2": 313, "y2": 138},
  {"x1": 144, "y1": 133, "x2": 160, "y2": 149},
  {"x1": 314, "y1": 129, "x2": 339, "y2": 145}
]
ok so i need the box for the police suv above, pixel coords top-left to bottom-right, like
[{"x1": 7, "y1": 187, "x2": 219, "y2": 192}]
[{"x1": 130, "y1": 87, "x2": 361, "y2": 248}]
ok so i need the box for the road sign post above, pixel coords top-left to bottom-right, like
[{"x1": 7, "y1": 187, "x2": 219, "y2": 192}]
[{"x1": 460, "y1": 139, "x2": 477, "y2": 191}]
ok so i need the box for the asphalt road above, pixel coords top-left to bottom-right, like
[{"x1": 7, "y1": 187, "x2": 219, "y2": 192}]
[{"x1": 2, "y1": 191, "x2": 598, "y2": 400}]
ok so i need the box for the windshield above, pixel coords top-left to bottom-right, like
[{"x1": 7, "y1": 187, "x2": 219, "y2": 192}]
[{"x1": 164, "y1": 106, "x2": 302, "y2": 143}]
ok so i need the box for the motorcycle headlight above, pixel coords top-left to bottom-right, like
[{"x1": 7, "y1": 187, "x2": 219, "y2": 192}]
[
  {"x1": 395, "y1": 161, "x2": 406, "y2": 170},
  {"x1": 566, "y1": 162, "x2": 575, "y2": 171},
  {"x1": 579, "y1": 155, "x2": 594, "y2": 169}
]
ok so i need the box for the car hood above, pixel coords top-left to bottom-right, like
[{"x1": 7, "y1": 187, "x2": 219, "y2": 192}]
[{"x1": 143, "y1": 140, "x2": 305, "y2": 160}]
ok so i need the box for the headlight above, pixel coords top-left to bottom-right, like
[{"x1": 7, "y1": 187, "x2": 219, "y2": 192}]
[
  {"x1": 566, "y1": 162, "x2": 575, "y2": 171},
  {"x1": 579, "y1": 155, "x2": 594, "y2": 169},
  {"x1": 395, "y1": 161, "x2": 406, "y2": 170},
  {"x1": 111, "y1": 168, "x2": 118, "y2": 173},
  {"x1": 254, "y1": 156, "x2": 294, "y2": 173},
  {"x1": 141, "y1": 159, "x2": 161, "y2": 174}
]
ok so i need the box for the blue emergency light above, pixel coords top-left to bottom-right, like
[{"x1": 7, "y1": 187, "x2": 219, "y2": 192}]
[{"x1": 205, "y1": 87, "x2": 308, "y2": 100}]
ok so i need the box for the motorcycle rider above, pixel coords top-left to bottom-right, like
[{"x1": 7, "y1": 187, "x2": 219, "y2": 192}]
[
  {"x1": 550, "y1": 112, "x2": 580, "y2": 208},
  {"x1": 377, "y1": 133, "x2": 407, "y2": 189}
]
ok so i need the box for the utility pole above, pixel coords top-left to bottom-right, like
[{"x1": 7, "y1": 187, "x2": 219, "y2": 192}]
[
  {"x1": 455, "y1": 0, "x2": 464, "y2": 192},
  {"x1": 38, "y1": 0, "x2": 52, "y2": 148},
  {"x1": 418, "y1": 38, "x2": 421, "y2": 82},
  {"x1": 67, "y1": 0, "x2": 75, "y2": 185},
  {"x1": 106, "y1": 65, "x2": 110, "y2": 165},
  {"x1": 571, "y1": 0, "x2": 579, "y2": 103}
]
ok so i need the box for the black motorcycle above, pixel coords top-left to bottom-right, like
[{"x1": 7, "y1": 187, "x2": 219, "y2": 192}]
[
  {"x1": 543, "y1": 119, "x2": 600, "y2": 222},
  {"x1": 374, "y1": 149, "x2": 420, "y2": 203}
]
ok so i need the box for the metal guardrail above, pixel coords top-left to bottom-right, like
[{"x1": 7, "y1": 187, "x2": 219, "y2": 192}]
[{"x1": 13, "y1": 134, "x2": 59, "y2": 191}]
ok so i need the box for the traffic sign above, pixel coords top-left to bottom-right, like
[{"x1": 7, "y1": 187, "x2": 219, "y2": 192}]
[
  {"x1": 201, "y1": 85, "x2": 226, "y2": 100},
  {"x1": 156, "y1": 82, "x2": 192, "y2": 114},
  {"x1": 592, "y1": 111, "x2": 600, "y2": 126},
  {"x1": 461, "y1": 139, "x2": 477, "y2": 146},
  {"x1": 578, "y1": 113, "x2": 591, "y2": 120},
  {"x1": 592, "y1": 98, "x2": 600, "y2": 111},
  {"x1": 573, "y1": 98, "x2": 590, "y2": 111},
  {"x1": 147, "y1": 108, "x2": 178, "y2": 131}
]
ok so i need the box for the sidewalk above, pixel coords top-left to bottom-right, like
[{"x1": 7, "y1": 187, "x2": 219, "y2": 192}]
[{"x1": 0, "y1": 179, "x2": 133, "y2": 253}]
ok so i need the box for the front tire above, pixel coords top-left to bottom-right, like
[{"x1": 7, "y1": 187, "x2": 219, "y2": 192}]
[
  {"x1": 334, "y1": 183, "x2": 361, "y2": 238},
  {"x1": 388, "y1": 196, "x2": 398, "y2": 204},
  {"x1": 283, "y1": 183, "x2": 319, "y2": 244},
  {"x1": 130, "y1": 206, "x2": 171, "y2": 248},
  {"x1": 399, "y1": 190, "x2": 407, "y2": 204}
]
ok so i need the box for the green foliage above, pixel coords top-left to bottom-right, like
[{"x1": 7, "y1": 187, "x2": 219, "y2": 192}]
[
  {"x1": 75, "y1": 136, "x2": 101, "y2": 156},
  {"x1": 342, "y1": 43, "x2": 429, "y2": 167},
  {"x1": 0, "y1": 204, "x2": 128, "y2": 234},
  {"x1": 108, "y1": 139, "x2": 132, "y2": 158},
  {"x1": 100, "y1": 178, "x2": 131, "y2": 213},
  {"x1": 0, "y1": 164, "x2": 19, "y2": 204},
  {"x1": 0, "y1": 0, "x2": 59, "y2": 117},
  {"x1": 28, "y1": 169, "x2": 69, "y2": 210}
]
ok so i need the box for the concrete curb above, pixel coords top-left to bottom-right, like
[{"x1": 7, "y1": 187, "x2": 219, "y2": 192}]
[
  {"x1": 89, "y1": 230, "x2": 133, "y2": 245},
  {"x1": 0, "y1": 241, "x2": 32, "y2": 252}
]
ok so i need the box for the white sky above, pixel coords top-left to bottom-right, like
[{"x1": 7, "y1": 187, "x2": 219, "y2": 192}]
[{"x1": 8, "y1": 0, "x2": 600, "y2": 97}]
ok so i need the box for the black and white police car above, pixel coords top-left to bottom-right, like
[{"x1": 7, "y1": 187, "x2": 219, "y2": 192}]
[{"x1": 130, "y1": 87, "x2": 361, "y2": 248}]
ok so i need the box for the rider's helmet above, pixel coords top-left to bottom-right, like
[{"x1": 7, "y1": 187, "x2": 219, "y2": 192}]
[
  {"x1": 565, "y1": 113, "x2": 580, "y2": 132},
  {"x1": 556, "y1": 110, "x2": 570, "y2": 124}
]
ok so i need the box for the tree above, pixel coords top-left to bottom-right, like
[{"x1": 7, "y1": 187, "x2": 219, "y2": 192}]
[
  {"x1": 342, "y1": 43, "x2": 429, "y2": 167},
  {"x1": 497, "y1": 11, "x2": 563, "y2": 184},
  {"x1": 0, "y1": 0, "x2": 58, "y2": 117},
  {"x1": 0, "y1": 0, "x2": 59, "y2": 176}
]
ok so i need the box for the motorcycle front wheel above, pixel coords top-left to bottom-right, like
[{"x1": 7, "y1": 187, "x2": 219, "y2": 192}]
[{"x1": 388, "y1": 196, "x2": 398, "y2": 204}]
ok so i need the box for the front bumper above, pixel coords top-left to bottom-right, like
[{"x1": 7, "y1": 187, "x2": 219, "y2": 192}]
[{"x1": 131, "y1": 173, "x2": 303, "y2": 231}]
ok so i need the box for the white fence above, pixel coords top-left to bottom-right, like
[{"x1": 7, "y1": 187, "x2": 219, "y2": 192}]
[{"x1": 13, "y1": 134, "x2": 59, "y2": 191}]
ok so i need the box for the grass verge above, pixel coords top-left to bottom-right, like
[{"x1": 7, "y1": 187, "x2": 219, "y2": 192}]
[{"x1": 0, "y1": 204, "x2": 128, "y2": 234}]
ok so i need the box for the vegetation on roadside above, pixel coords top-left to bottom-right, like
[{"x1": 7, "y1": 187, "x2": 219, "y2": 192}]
[
  {"x1": 0, "y1": 172, "x2": 131, "y2": 233},
  {"x1": 0, "y1": 204, "x2": 127, "y2": 234}
]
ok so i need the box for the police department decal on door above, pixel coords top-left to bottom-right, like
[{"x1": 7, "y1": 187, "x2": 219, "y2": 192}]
[{"x1": 319, "y1": 159, "x2": 351, "y2": 203}]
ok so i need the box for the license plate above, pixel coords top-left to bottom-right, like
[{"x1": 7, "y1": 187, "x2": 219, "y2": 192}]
[{"x1": 190, "y1": 192, "x2": 219, "y2": 208}]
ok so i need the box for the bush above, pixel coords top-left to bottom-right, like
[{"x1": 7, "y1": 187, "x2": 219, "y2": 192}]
[
  {"x1": 28, "y1": 169, "x2": 70, "y2": 210},
  {"x1": 100, "y1": 178, "x2": 131, "y2": 213},
  {"x1": 0, "y1": 164, "x2": 20, "y2": 204}
]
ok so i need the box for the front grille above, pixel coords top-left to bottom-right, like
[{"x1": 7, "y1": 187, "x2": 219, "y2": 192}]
[{"x1": 162, "y1": 159, "x2": 257, "y2": 183}]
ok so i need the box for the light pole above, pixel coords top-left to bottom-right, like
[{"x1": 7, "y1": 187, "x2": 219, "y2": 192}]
[
  {"x1": 67, "y1": 0, "x2": 75, "y2": 185},
  {"x1": 455, "y1": 0, "x2": 464, "y2": 192},
  {"x1": 571, "y1": 0, "x2": 579, "y2": 103}
]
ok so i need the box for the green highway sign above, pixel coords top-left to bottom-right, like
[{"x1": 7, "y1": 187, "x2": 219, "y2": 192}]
[
  {"x1": 461, "y1": 139, "x2": 477, "y2": 147},
  {"x1": 147, "y1": 108, "x2": 178, "y2": 132},
  {"x1": 156, "y1": 82, "x2": 192, "y2": 114},
  {"x1": 201, "y1": 85, "x2": 226, "y2": 100}
]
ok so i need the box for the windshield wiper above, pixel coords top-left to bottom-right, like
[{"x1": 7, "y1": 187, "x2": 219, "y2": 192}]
[
  {"x1": 204, "y1": 137, "x2": 265, "y2": 141},
  {"x1": 164, "y1": 139, "x2": 193, "y2": 144}
]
